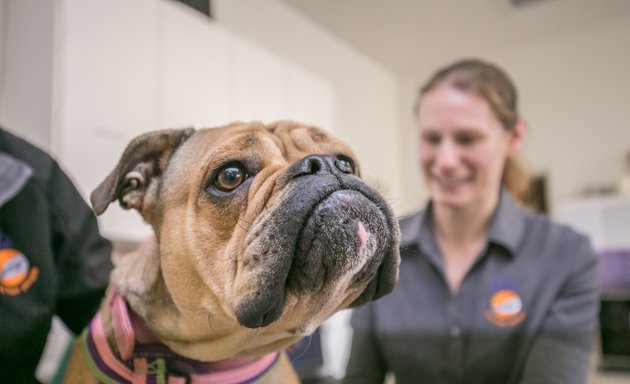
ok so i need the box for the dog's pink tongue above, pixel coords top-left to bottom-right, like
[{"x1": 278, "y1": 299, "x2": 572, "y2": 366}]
[{"x1": 357, "y1": 221, "x2": 369, "y2": 254}]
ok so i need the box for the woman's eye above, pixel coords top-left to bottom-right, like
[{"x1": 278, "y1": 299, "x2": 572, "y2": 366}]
[
  {"x1": 214, "y1": 165, "x2": 246, "y2": 192},
  {"x1": 456, "y1": 134, "x2": 477, "y2": 145},
  {"x1": 422, "y1": 133, "x2": 441, "y2": 145}
]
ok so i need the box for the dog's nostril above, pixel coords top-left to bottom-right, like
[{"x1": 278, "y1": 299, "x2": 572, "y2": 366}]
[
  {"x1": 288, "y1": 155, "x2": 332, "y2": 179},
  {"x1": 301, "y1": 155, "x2": 325, "y2": 175},
  {"x1": 308, "y1": 158, "x2": 321, "y2": 174}
]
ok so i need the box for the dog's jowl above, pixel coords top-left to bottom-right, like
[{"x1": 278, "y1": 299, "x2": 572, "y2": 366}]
[{"x1": 64, "y1": 120, "x2": 400, "y2": 383}]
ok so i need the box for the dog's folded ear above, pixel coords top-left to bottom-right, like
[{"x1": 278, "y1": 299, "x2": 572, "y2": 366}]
[{"x1": 90, "y1": 128, "x2": 195, "y2": 218}]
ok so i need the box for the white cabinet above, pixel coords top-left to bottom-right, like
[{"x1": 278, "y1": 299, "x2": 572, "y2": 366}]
[{"x1": 553, "y1": 195, "x2": 630, "y2": 252}]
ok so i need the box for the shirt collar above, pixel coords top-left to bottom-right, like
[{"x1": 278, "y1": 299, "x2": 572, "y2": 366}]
[
  {"x1": 486, "y1": 188, "x2": 527, "y2": 256},
  {"x1": 400, "y1": 188, "x2": 526, "y2": 258},
  {"x1": 399, "y1": 203, "x2": 443, "y2": 268}
]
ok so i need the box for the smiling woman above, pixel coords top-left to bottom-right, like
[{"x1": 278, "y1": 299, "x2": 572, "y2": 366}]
[
  {"x1": 344, "y1": 58, "x2": 600, "y2": 384},
  {"x1": 416, "y1": 59, "x2": 529, "y2": 209},
  {"x1": 415, "y1": 60, "x2": 529, "y2": 291}
]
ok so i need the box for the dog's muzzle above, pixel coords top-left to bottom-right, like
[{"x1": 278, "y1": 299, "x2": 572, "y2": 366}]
[{"x1": 235, "y1": 155, "x2": 400, "y2": 329}]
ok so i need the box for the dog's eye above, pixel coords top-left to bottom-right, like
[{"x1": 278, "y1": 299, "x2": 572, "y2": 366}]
[
  {"x1": 214, "y1": 164, "x2": 247, "y2": 192},
  {"x1": 335, "y1": 155, "x2": 355, "y2": 174}
]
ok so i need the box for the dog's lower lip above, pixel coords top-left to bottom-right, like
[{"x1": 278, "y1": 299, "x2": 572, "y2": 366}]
[
  {"x1": 289, "y1": 189, "x2": 384, "y2": 284},
  {"x1": 235, "y1": 292, "x2": 285, "y2": 329},
  {"x1": 297, "y1": 190, "x2": 367, "y2": 250}
]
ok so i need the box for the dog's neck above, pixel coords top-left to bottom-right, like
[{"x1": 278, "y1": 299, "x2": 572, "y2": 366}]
[
  {"x1": 102, "y1": 288, "x2": 160, "y2": 358},
  {"x1": 109, "y1": 237, "x2": 238, "y2": 360},
  {"x1": 109, "y1": 237, "x2": 166, "y2": 321},
  {"x1": 108, "y1": 236, "x2": 303, "y2": 362},
  {"x1": 88, "y1": 286, "x2": 280, "y2": 383}
]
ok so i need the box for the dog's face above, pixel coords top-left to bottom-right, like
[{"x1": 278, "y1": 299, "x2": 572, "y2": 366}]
[{"x1": 91, "y1": 121, "x2": 399, "y2": 360}]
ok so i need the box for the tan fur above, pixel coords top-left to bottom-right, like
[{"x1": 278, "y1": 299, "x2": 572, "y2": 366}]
[{"x1": 64, "y1": 121, "x2": 400, "y2": 383}]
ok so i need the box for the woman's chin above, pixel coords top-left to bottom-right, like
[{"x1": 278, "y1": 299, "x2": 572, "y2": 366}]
[{"x1": 430, "y1": 187, "x2": 472, "y2": 209}]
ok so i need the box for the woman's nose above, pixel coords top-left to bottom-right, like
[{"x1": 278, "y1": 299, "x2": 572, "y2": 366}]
[{"x1": 434, "y1": 140, "x2": 459, "y2": 169}]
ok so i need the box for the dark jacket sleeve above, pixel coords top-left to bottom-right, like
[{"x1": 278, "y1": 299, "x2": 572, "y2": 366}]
[
  {"x1": 47, "y1": 160, "x2": 113, "y2": 334},
  {"x1": 519, "y1": 235, "x2": 599, "y2": 384},
  {"x1": 343, "y1": 305, "x2": 387, "y2": 384}
]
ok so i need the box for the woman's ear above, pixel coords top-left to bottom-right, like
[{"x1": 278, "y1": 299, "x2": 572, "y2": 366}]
[{"x1": 508, "y1": 118, "x2": 527, "y2": 154}]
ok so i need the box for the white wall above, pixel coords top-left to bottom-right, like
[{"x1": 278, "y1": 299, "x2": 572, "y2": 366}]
[
  {"x1": 398, "y1": 13, "x2": 630, "y2": 215},
  {"x1": 493, "y1": 16, "x2": 630, "y2": 213},
  {"x1": 0, "y1": 0, "x2": 55, "y2": 151}
]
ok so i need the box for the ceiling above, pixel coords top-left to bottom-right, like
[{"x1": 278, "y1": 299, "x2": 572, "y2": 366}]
[{"x1": 279, "y1": 0, "x2": 630, "y2": 74}]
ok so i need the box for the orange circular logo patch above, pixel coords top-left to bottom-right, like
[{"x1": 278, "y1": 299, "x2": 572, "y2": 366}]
[
  {"x1": 485, "y1": 289, "x2": 526, "y2": 327},
  {"x1": 0, "y1": 248, "x2": 39, "y2": 295}
]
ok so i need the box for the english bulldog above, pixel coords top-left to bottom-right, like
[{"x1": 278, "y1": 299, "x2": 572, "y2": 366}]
[{"x1": 63, "y1": 120, "x2": 400, "y2": 383}]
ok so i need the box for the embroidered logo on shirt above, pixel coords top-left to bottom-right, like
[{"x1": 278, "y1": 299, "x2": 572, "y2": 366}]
[
  {"x1": 0, "y1": 231, "x2": 39, "y2": 296},
  {"x1": 485, "y1": 289, "x2": 526, "y2": 327}
]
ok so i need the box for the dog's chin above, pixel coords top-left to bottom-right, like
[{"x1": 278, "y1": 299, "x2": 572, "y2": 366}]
[{"x1": 289, "y1": 189, "x2": 388, "y2": 292}]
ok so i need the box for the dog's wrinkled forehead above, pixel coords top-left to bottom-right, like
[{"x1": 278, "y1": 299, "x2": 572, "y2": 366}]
[
  {"x1": 169, "y1": 121, "x2": 358, "y2": 179},
  {"x1": 268, "y1": 121, "x2": 356, "y2": 162}
]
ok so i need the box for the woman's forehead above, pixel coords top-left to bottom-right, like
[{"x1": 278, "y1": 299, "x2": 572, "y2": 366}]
[{"x1": 419, "y1": 85, "x2": 501, "y2": 127}]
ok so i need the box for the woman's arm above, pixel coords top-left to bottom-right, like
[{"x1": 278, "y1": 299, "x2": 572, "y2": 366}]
[{"x1": 519, "y1": 235, "x2": 599, "y2": 384}]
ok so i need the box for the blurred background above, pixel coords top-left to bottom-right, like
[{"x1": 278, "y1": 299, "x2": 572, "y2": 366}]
[{"x1": 1, "y1": 0, "x2": 629, "y2": 383}]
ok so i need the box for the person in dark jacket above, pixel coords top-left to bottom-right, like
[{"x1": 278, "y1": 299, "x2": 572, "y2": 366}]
[
  {"x1": 0, "y1": 127, "x2": 113, "y2": 383},
  {"x1": 344, "y1": 59, "x2": 599, "y2": 384}
]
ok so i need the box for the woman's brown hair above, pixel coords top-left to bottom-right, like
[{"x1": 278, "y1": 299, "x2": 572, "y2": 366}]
[{"x1": 416, "y1": 58, "x2": 529, "y2": 199}]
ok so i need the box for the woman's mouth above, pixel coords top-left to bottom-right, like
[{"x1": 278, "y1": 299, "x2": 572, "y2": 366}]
[{"x1": 431, "y1": 174, "x2": 471, "y2": 188}]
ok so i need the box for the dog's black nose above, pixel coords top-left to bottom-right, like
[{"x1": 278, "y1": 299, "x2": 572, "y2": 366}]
[{"x1": 288, "y1": 155, "x2": 350, "y2": 180}]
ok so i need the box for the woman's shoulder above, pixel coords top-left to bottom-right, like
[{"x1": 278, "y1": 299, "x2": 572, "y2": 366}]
[
  {"x1": 398, "y1": 210, "x2": 423, "y2": 227},
  {"x1": 522, "y1": 209, "x2": 586, "y2": 240},
  {"x1": 521, "y1": 209, "x2": 596, "y2": 263}
]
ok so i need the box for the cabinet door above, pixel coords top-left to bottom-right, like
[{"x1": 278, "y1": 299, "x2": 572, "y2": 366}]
[
  {"x1": 58, "y1": 0, "x2": 157, "y2": 240},
  {"x1": 554, "y1": 196, "x2": 630, "y2": 251},
  {"x1": 159, "y1": 0, "x2": 232, "y2": 128}
]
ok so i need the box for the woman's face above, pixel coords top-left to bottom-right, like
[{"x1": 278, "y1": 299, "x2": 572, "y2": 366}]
[{"x1": 417, "y1": 84, "x2": 519, "y2": 211}]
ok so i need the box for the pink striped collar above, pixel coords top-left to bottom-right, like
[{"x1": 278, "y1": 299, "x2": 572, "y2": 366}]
[{"x1": 80, "y1": 288, "x2": 279, "y2": 384}]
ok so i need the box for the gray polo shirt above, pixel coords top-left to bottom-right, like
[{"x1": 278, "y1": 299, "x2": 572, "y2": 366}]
[{"x1": 344, "y1": 189, "x2": 599, "y2": 384}]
